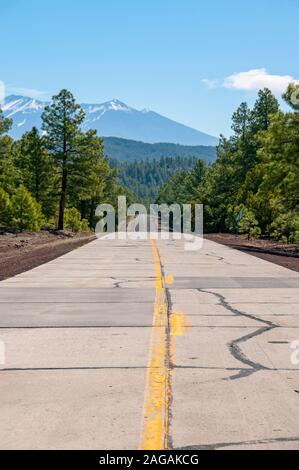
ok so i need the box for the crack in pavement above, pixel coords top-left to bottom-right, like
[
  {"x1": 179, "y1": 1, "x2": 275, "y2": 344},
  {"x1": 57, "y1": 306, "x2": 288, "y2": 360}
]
[
  {"x1": 198, "y1": 289, "x2": 279, "y2": 380},
  {"x1": 205, "y1": 253, "x2": 231, "y2": 265},
  {"x1": 110, "y1": 277, "x2": 155, "y2": 289},
  {"x1": 176, "y1": 435, "x2": 299, "y2": 450}
]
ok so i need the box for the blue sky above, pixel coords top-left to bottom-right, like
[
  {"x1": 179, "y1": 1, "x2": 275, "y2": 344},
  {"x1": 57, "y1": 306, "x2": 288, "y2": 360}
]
[{"x1": 1, "y1": 0, "x2": 298, "y2": 136}]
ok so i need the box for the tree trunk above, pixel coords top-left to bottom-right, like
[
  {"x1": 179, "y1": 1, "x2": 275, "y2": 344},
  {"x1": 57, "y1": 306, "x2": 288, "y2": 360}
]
[
  {"x1": 58, "y1": 167, "x2": 67, "y2": 230},
  {"x1": 89, "y1": 199, "x2": 95, "y2": 228}
]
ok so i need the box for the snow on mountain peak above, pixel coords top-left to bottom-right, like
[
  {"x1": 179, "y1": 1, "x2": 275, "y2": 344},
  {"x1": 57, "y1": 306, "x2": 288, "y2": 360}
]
[
  {"x1": 2, "y1": 94, "x2": 218, "y2": 145},
  {"x1": 81, "y1": 99, "x2": 133, "y2": 119},
  {"x1": 105, "y1": 99, "x2": 132, "y2": 112},
  {"x1": 3, "y1": 95, "x2": 45, "y2": 117}
]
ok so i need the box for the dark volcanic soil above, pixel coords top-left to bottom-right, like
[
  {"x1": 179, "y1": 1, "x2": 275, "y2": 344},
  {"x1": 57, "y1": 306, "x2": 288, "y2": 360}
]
[
  {"x1": 0, "y1": 231, "x2": 95, "y2": 281},
  {"x1": 205, "y1": 233, "x2": 299, "y2": 273}
]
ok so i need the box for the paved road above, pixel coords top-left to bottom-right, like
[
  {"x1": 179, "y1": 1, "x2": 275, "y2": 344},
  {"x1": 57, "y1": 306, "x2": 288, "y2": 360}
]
[{"x1": 0, "y1": 237, "x2": 299, "y2": 450}]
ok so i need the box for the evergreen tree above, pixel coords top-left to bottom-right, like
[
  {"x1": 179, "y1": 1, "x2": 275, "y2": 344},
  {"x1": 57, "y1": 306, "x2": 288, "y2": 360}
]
[
  {"x1": 15, "y1": 127, "x2": 54, "y2": 217},
  {"x1": 41, "y1": 90, "x2": 85, "y2": 230},
  {"x1": 0, "y1": 109, "x2": 12, "y2": 136},
  {"x1": 231, "y1": 102, "x2": 252, "y2": 141},
  {"x1": 0, "y1": 109, "x2": 16, "y2": 193},
  {"x1": 251, "y1": 88, "x2": 279, "y2": 132},
  {"x1": 11, "y1": 185, "x2": 43, "y2": 232},
  {"x1": 0, "y1": 187, "x2": 11, "y2": 226},
  {"x1": 67, "y1": 129, "x2": 115, "y2": 227},
  {"x1": 283, "y1": 83, "x2": 299, "y2": 111}
]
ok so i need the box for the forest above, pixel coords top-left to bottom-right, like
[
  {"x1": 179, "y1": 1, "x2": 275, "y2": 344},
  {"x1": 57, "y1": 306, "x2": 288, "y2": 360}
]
[
  {"x1": 0, "y1": 89, "x2": 132, "y2": 233},
  {"x1": 103, "y1": 137, "x2": 216, "y2": 163},
  {"x1": 156, "y1": 85, "x2": 299, "y2": 243},
  {"x1": 111, "y1": 155, "x2": 201, "y2": 204},
  {"x1": 0, "y1": 85, "x2": 298, "y2": 243}
]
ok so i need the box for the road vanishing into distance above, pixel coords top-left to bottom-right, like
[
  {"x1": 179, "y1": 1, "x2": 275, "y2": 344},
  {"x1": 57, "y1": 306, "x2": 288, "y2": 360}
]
[{"x1": 0, "y1": 236, "x2": 299, "y2": 450}]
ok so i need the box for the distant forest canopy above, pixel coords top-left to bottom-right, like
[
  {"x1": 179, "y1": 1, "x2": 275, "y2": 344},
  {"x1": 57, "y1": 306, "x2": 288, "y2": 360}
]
[
  {"x1": 111, "y1": 155, "x2": 201, "y2": 204},
  {"x1": 156, "y1": 85, "x2": 299, "y2": 243},
  {"x1": 103, "y1": 137, "x2": 216, "y2": 163}
]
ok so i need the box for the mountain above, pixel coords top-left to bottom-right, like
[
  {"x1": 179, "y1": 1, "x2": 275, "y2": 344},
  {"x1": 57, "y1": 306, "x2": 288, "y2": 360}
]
[
  {"x1": 104, "y1": 137, "x2": 216, "y2": 163},
  {"x1": 2, "y1": 95, "x2": 218, "y2": 146}
]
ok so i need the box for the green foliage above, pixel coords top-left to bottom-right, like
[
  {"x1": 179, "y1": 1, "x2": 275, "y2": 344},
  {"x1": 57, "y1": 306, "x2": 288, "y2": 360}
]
[
  {"x1": 157, "y1": 159, "x2": 207, "y2": 206},
  {"x1": 79, "y1": 218, "x2": 91, "y2": 232},
  {"x1": 0, "y1": 91, "x2": 135, "y2": 234},
  {"x1": 64, "y1": 207, "x2": 90, "y2": 233},
  {"x1": 0, "y1": 187, "x2": 11, "y2": 226},
  {"x1": 0, "y1": 109, "x2": 16, "y2": 193},
  {"x1": 14, "y1": 127, "x2": 55, "y2": 217},
  {"x1": 251, "y1": 88, "x2": 280, "y2": 132},
  {"x1": 11, "y1": 185, "x2": 43, "y2": 232},
  {"x1": 270, "y1": 212, "x2": 299, "y2": 244},
  {"x1": 0, "y1": 86, "x2": 297, "y2": 245},
  {"x1": 155, "y1": 86, "x2": 297, "y2": 245},
  {"x1": 104, "y1": 137, "x2": 216, "y2": 163},
  {"x1": 225, "y1": 204, "x2": 243, "y2": 234},
  {"x1": 256, "y1": 111, "x2": 299, "y2": 214},
  {"x1": 157, "y1": 171, "x2": 190, "y2": 205},
  {"x1": 67, "y1": 130, "x2": 117, "y2": 227},
  {"x1": 64, "y1": 208, "x2": 81, "y2": 232},
  {"x1": 239, "y1": 209, "x2": 261, "y2": 240},
  {"x1": 113, "y1": 155, "x2": 200, "y2": 204},
  {"x1": 0, "y1": 109, "x2": 12, "y2": 136},
  {"x1": 283, "y1": 83, "x2": 299, "y2": 111},
  {"x1": 42, "y1": 89, "x2": 86, "y2": 230}
]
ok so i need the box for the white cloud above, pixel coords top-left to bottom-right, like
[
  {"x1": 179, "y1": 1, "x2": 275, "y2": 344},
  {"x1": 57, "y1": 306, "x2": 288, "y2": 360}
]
[
  {"x1": 223, "y1": 68, "x2": 297, "y2": 94},
  {"x1": 202, "y1": 78, "x2": 219, "y2": 89},
  {"x1": 6, "y1": 85, "x2": 46, "y2": 98}
]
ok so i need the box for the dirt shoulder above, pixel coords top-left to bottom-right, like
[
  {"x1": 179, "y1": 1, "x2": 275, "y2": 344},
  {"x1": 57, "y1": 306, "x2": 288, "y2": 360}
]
[
  {"x1": 0, "y1": 231, "x2": 96, "y2": 281},
  {"x1": 205, "y1": 233, "x2": 299, "y2": 273}
]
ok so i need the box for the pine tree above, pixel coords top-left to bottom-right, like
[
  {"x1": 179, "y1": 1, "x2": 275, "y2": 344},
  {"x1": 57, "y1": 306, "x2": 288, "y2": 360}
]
[
  {"x1": 0, "y1": 109, "x2": 12, "y2": 136},
  {"x1": 11, "y1": 185, "x2": 43, "y2": 232},
  {"x1": 15, "y1": 127, "x2": 54, "y2": 217},
  {"x1": 0, "y1": 109, "x2": 16, "y2": 193},
  {"x1": 67, "y1": 129, "x2": 114, "y2": 226},
  {"x1": 251, "y1": 88, "x2": 279, "y2": 132},
  {"x1": 283, "y1": 83, "x2": 299, "y2": 111},
  {"x1": 41, "y1": 90, "x2": 85, "y2": 230},
  {"x1": 231, "y1": 102, "x2": 252, "y2": 141},
  {"x1": 0, "y1": 187, "x2": 11, "y2": 227}
]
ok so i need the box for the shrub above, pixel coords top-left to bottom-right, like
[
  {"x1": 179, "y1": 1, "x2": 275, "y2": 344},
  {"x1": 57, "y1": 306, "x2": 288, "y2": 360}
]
[
  {"x1": 65, "y1": 208, "x2": 82, "y2": 232},
  {"x1": 11, "y1": 185, "x2": 43, "y2": 232},
  {"x1": 0, "y1": 187, "x2": 11, "y2": 226},
  {"x1": 80, "y1": 218, "x2": 90, "y2": 232},
  {"x1": 270, "y1": 212, "x2": 299, "y2": 244},
  {"x1": 65, "y1": 208, "x2": 90, "y2": 232},
  {"x1": 239, "y1": 209, "x2": 261, "y2": 240}
]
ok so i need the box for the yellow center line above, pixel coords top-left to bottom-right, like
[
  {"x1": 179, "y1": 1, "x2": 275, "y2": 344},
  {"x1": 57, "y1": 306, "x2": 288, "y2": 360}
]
[{"x1": 139, "y1": 239, "x2": 171, "y2": 450}]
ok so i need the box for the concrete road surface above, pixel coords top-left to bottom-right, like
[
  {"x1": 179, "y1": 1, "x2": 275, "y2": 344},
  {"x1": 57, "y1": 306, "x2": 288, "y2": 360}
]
[{"x1": 0, "y1": 237, "x2": 299, "y2": 450}]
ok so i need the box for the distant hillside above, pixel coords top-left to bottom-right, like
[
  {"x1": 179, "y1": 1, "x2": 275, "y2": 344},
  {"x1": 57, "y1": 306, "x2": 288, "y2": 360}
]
[
  {"x1": 111, "y1": 155, "x2": 204, "y2": 203},
  {"x1": 104, "y1": 137, "x2": 217, "y2": 163}
]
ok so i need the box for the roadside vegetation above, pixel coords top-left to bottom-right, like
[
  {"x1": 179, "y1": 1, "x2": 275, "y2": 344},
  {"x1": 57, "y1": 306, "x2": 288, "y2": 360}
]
[
  {"x1": 0, "y1": 89, "x2": 132, "y2": 233},
  {"x1": 1, "y1": 86, "x2": 298, "y2": 244},
  {"x1": 157, "y1": 85, "x2": 299, "y2": 243}
]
